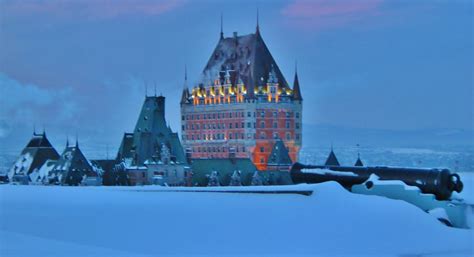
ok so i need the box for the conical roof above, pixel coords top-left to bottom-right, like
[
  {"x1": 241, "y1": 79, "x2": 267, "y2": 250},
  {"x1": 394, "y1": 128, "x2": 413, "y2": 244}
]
[
  {"x1": 325, "y1": 150, "x2": 340, "y2": 166},
  {"x1": 293, "y1": 71, "x2": 303, "y2": 101},
  {"x1": 354, "y1": 154, "x2": 364, "y2": 166}
]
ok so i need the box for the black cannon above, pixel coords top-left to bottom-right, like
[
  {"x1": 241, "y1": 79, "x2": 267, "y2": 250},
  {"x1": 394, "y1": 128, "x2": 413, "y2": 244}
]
[{"x1": 290, "y1": 163, "x2": 464, "y2": 200}]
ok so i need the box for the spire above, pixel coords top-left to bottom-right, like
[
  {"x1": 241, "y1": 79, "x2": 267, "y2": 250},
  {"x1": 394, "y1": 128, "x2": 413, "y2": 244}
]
[
  {"x1": 292, "y1": 61, "x2": 303, "y2": 101},
  {"x1": 144, "y1": 80, "x2": 148, "y2": 97},
  {"x1": 220, "y1": 13, "x2": 224, "y2": 39},
  {"x1": 184, "y1": 64, "x2": 188, "y2": 87},
  {"x1": 355, "y1": 144, "x2": 363, "y2": 166},
  {"x1": 66, "y1": 136, "x2": 69, "y2": 147},
  {"x1": 75, "y1": 132, "x2": 79, "y2": 148},
  {"x1": 33, "y1": 123, "x2": 37, "y2": 136},
  {"x1": 181, "y1": 65, "x2": 190, "y2": 105},
  {"x1": 256, "y1": 8, "x2": 260, "y2": 34},
  {"x1": 154, "y1": 82, "x2": 157, "y2": 96}
]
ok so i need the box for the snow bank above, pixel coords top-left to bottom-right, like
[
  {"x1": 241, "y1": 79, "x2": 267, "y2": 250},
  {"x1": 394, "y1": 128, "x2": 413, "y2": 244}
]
[{"x1": 0, "y1": 183, "x2": 472, "y2": 257}]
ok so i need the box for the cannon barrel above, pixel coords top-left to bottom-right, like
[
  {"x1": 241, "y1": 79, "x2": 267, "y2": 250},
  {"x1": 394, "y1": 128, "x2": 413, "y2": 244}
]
[{"x1": 290, "y1": 163, "x2": 464, "y2": 200}]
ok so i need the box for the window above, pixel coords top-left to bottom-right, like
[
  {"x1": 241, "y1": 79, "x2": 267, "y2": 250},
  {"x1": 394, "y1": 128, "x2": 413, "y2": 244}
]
[
  {"x1": 182, "y1": 125, "x2": 185, "y2": 131},
  {"x1": 247, "y1": 112, "x2": 251, "y2": 117},
  {"x1": 247, "y1": 122, "x2": 251, "y2": 128},
  {"x1": 181, "y1": 115, "x2": 185, "y2": 121},
  {"x1": 242, "y1": 123, "x2": 245, "y2": 129},
  {"x1": 296, "y1": 134, "x2": 300, "y2": 140},
  {"x1": 235, "y1": 123, "x2": 239, "y2": 128},
  {"x1": 285, "y1": 112, "x2": 291, "y2": 118},
  {"x1": 296, "y1": 112, "x2": 300, "y2": 118},
  {"x1": 273, "y1": 122, "x2": 278, "y2": 129},
  {"x1": 260, "y1": 121, "x2": 265, "y2": 128},
  {"x1": 260, "y1": 111, "x2": 265, "y2": 117},
  {"x1": 260, "y1": 147, "x2": 265, "y2": 152},
  {"x1": 229, "y1": 123, "x2": 233, "y2": 129},
  {"x1": 273, "y1": 111, "x2": 277, "y2": 117},
  {"x1": 273, "y1": 132, "x2": 278, "y2": 139},
  {"x1": 191, "y1": 135, "x2": 194, "y2": 140},
  {"x1": 286, "y1": 121, "x2": 290, "y2": 129},
  {"x1": 296, "y1": 123, "x2": 300, "y2": 129},
  {"x1": 286, "y1": 133, "x2": 291, "y2": 140},
  {"x1": 260, "y1": 132, "x2": 265, "y2": 139},
  {"x1": 260, "y1": 158, "x2": 265, "y2": 163}
]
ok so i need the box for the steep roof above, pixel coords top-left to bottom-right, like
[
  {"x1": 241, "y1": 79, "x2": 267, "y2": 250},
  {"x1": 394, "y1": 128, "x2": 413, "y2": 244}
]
[
  {"x1": 52, "y1": 144, "x2": 95, "y2": 176},
  {"x1": 117, "y1": 96, "x2": 187, "y2": 165},
  {"x1": 8, "y1": 132, "x2": 60, "y2": 178},
  {"x1": 267, "y1": 139, "x2": 293, "y2": 166},
  {"x1": 201, "y1": 32, "x2": 289, "y2": 97},
  {"x1": 325, "y1": 150, "x2": 340, "y2": 166},
  {"x1": 292, "y1": 71, "x2": 303, "y2": 101},
  {"x1": 354, "y1": 156, "x2": 364, "y2": 167}
]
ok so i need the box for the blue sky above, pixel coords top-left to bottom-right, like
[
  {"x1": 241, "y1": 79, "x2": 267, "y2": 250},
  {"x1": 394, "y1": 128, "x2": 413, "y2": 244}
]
[{"x1": 0, "y1": 0, "x2": 472, "y2": 152}]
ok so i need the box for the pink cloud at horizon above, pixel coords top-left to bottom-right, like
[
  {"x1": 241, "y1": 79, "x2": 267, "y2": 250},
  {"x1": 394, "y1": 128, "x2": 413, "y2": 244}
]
[
  {"x1": 281, "y1": 0, "x2": 385, "y2": 30},
  {"x1": 1, "y1": 0, "x2": 187, "y2": 19}
]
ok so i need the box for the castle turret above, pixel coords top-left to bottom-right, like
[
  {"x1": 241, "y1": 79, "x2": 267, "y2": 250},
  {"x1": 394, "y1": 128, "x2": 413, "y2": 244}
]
[{"x1": 293, "y1": 67, "x2": 303, "y2": 101}]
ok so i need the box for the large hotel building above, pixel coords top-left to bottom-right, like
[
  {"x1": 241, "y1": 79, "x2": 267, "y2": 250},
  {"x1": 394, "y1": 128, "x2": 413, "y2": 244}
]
[{"x1": 180, "y1": 24, "x2": 302, "y2": 171}]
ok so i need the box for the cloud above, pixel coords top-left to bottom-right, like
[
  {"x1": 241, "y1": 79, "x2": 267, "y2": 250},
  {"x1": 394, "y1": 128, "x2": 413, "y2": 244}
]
[
  {"x1": 2, "y1": 0, "x2": 186, "y2": 20},
  {"x1": 0, "y1": 73, "x2": 79, "y2": 138},
  {"x1": 281, "y1": 0, "x2": 384, "y2": 30}
]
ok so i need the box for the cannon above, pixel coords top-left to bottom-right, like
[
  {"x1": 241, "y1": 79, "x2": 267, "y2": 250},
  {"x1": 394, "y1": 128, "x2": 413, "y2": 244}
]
[{"x1": 290, "y1": 163, "x2": 464, "y2": 200}]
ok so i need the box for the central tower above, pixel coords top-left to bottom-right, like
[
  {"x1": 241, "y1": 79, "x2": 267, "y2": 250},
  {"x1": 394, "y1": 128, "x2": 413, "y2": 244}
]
[{"x1": 180, "y1": 23, "x2": 302, "y2": 171}]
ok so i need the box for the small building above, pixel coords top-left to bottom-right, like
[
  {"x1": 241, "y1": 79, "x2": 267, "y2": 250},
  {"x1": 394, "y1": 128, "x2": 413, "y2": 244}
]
[{"x1": 8, "y1": 131, "x2": 60, "y2": 184}]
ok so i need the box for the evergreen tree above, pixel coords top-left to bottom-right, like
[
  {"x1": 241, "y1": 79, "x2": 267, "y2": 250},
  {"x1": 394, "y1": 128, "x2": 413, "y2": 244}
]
[
  {"x1": 229, "y1": 170, "x2": 242, "y2": 186},
  {"x1": 207, "y1": 171, "x2": 220, "y2": 187},
  {"x1": 251, "y1": 171, "x2": 263, "y2": 186}
]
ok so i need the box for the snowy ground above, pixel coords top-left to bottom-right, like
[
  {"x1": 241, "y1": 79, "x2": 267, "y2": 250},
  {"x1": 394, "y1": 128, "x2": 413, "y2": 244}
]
[{"x1": 1, "y1": 183, "x2": 473, "y2": 257}]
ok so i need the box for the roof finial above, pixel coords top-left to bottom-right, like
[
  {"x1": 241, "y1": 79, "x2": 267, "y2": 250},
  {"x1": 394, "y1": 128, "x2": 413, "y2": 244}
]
[
  {"x1": 33, "y1": 123, "x2": 36, "y2": 135},
  {"x1": 42, "y1": 124, "x2": 45, "y2": 135},
  {"x1": 154, "y1": 81, "x2": 157, "y2": 97},
  {"x1": 295, "y1": 60, "x2": 298, "y2": 74},
  {"x1": 75, "y1": 132, "x2": 79, "y2": 148},
  {"x1": 331, "y1": 142, "x2": 334, "y2": 152},
  {"x1": 220, "y1": 13, "x2": 224, "y2": 39},
  {"x1": 185, "y1": 64, "x2": 188, "y2": 83},
  {"x1": 145, "y1": 80, "x2": 148, "y2": 97},
  {"x1": 256, "y1": 8, "x2": 260, "y2": 33},
  {"x1": 66, "y1": 136, "x2": 69, "y2": 147}
]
